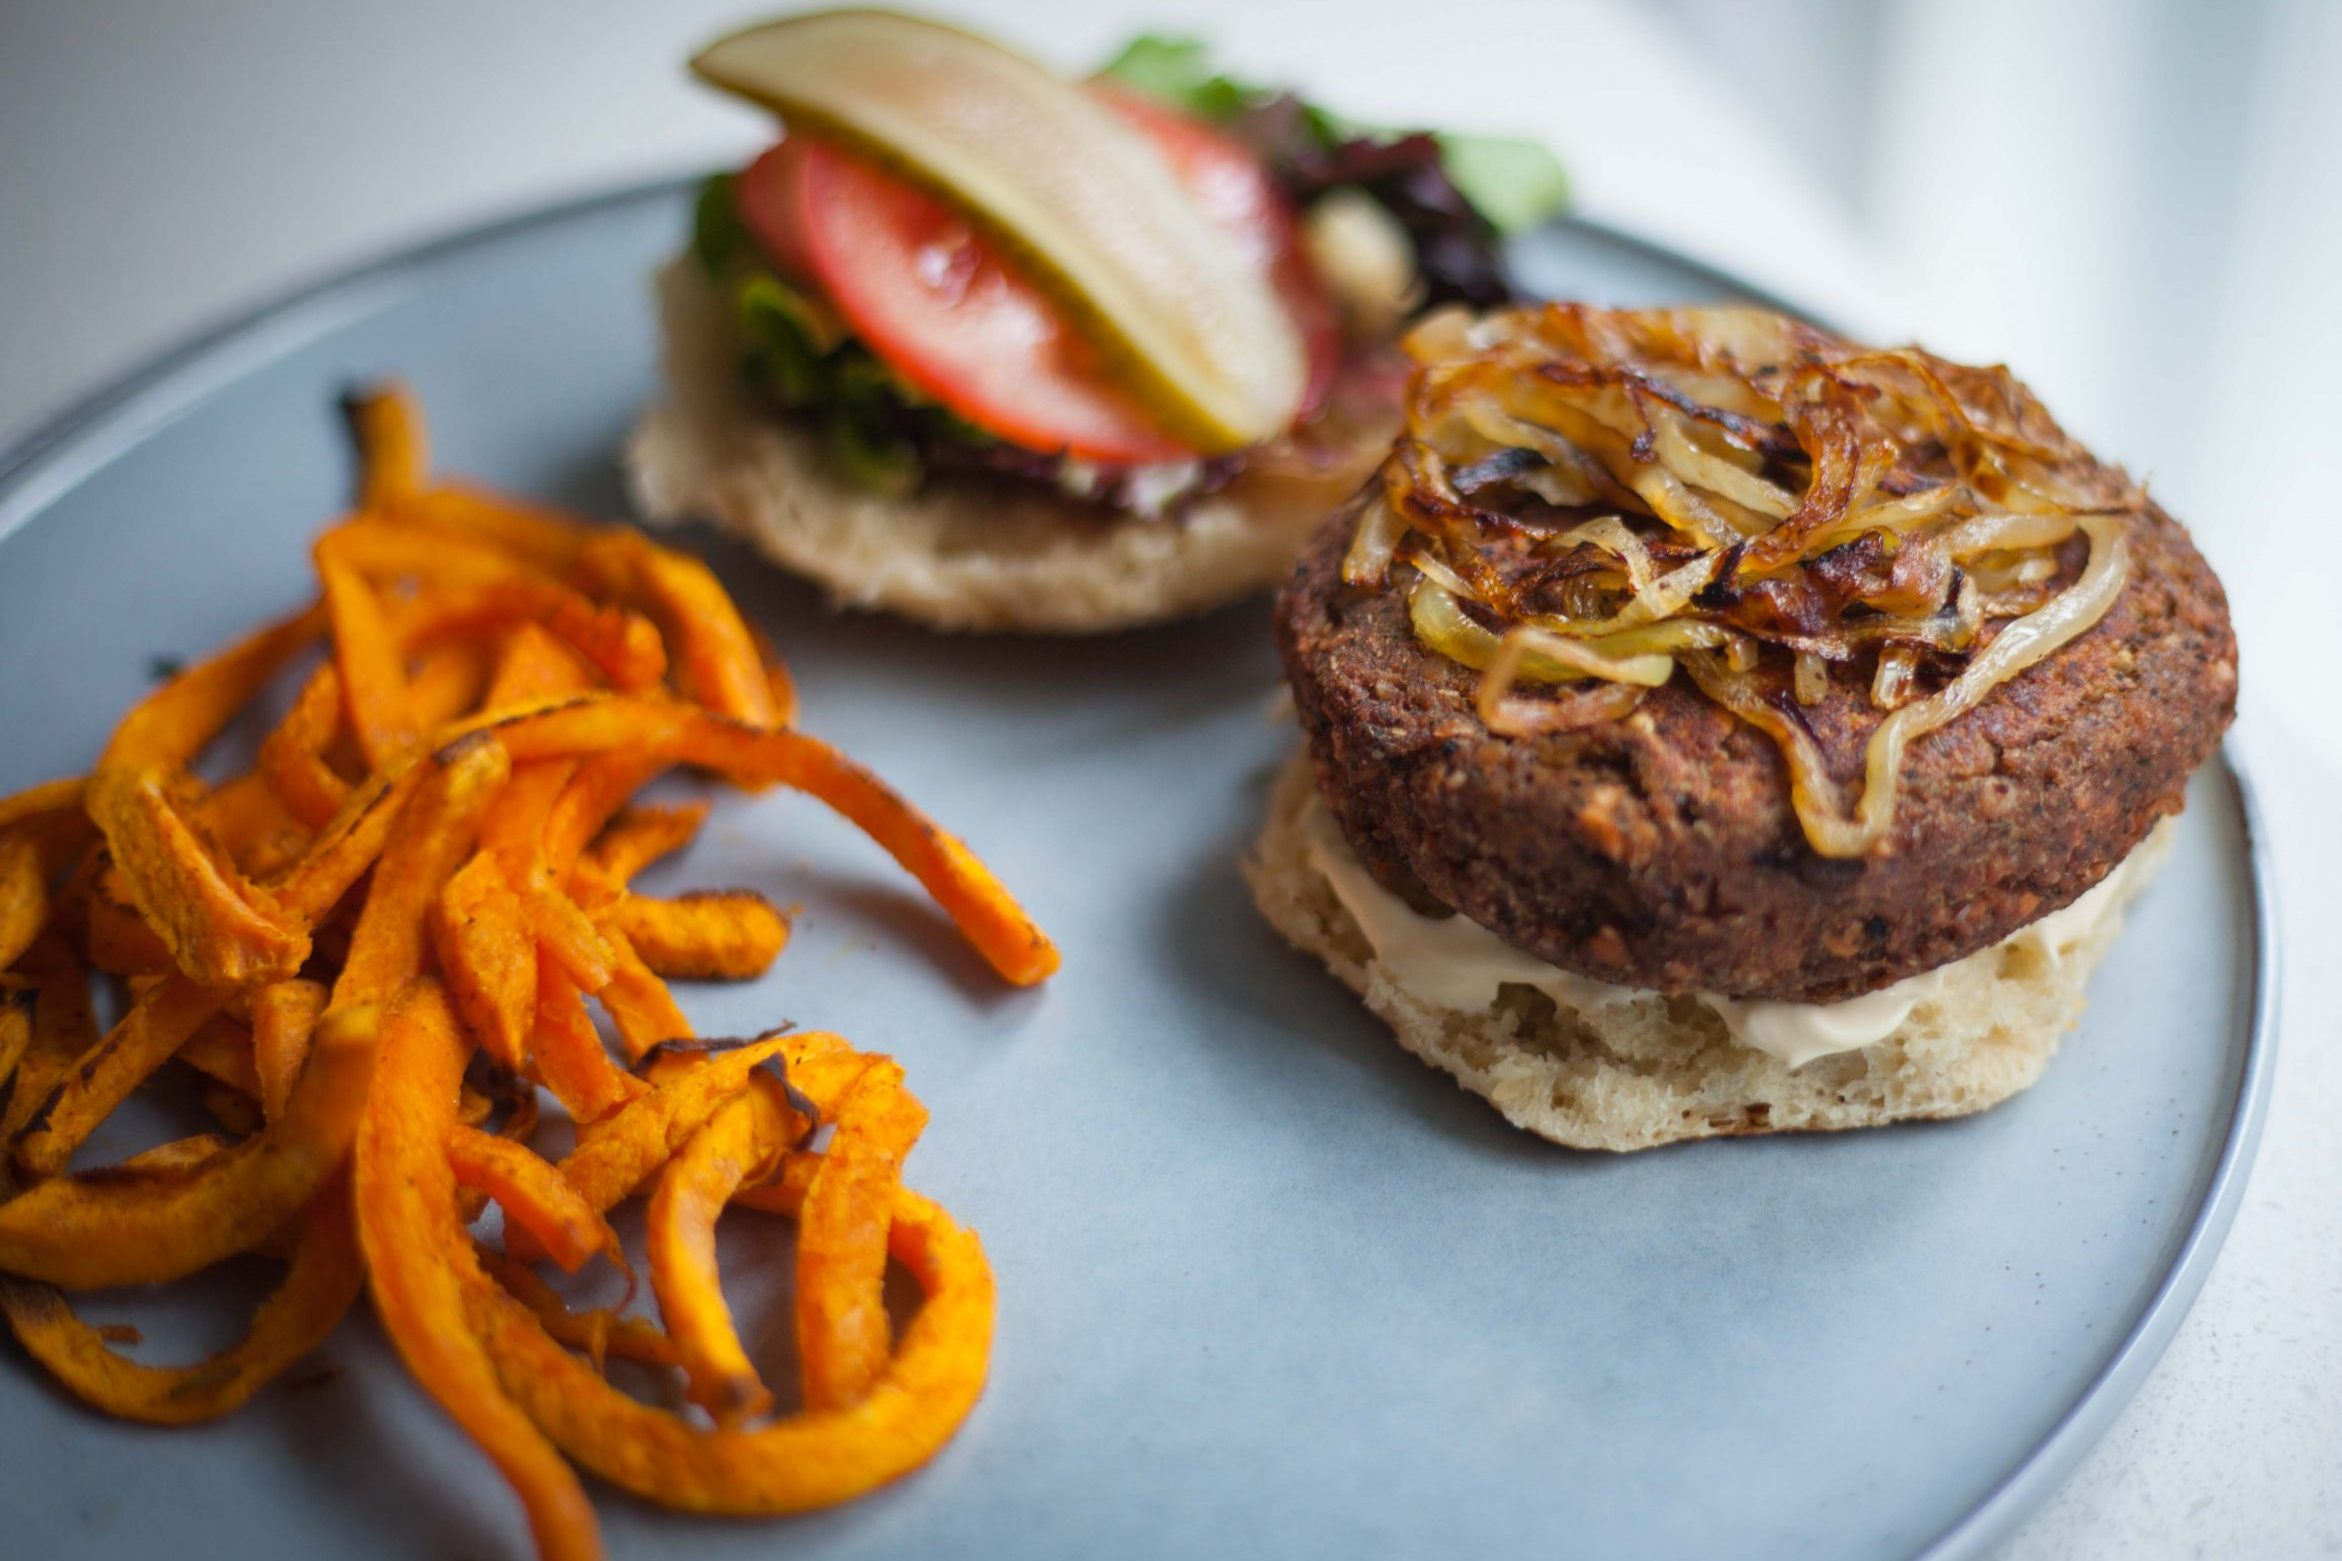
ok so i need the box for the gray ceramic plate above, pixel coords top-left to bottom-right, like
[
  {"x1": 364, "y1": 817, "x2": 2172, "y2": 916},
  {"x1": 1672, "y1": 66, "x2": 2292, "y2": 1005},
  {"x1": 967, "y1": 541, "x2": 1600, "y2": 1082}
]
[{"x1": 0, "y1": 180, "x2": 2274, "y2": 1561}]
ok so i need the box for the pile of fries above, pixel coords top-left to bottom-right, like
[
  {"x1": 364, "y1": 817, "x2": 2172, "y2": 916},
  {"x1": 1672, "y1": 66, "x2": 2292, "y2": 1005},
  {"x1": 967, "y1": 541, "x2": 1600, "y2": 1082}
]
[{"x1": 0, "y1": 387, "x2": 1055, "y2": 1560}]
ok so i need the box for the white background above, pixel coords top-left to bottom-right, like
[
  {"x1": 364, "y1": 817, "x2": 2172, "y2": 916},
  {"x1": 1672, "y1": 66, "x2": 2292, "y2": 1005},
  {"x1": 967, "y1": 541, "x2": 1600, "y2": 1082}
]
[{"x1": 2, "y1": 2, "x2": 2336, "y2": 1555}]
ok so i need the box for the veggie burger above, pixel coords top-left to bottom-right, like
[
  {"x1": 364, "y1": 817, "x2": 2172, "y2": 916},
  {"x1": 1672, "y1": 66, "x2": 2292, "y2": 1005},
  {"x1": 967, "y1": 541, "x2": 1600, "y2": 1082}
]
[
  {"x1": 629, "y1": 11, "x2": 1566, "y2": 632},
  {"x1": 1250, "y1": 305, "x2": 2237, "y2": 1149}
]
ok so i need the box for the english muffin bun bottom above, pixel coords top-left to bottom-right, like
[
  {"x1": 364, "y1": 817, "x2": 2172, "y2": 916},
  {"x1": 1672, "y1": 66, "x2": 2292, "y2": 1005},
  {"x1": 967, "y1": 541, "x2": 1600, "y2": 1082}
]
[
  {"x1": 626, "y1": 260, "x2": 1338, "y2": 634},
  {"x1": 1246, "y1": 750, "x2": 2176, "y2": 1152}
]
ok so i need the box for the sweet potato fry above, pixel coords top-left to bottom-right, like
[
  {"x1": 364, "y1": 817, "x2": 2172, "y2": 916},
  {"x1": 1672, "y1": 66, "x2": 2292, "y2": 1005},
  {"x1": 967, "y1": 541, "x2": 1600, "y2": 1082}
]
[
  {"x1": 259, "y1": 665, "x2": 352, "y2": 830},
  {"x1": 321, "y1": 518, "x2": 552, "y2": 588},
  {"x1": 0, "y1": 832, "x2": 50, "y2": 971},
  {"x1": 98, "y1": 605, "x2": 323, "y2": 774},
  {"x1": 82, "y1": 863, "x2": 174, "y2": 976},
  {"x1": 487, "y1": 700, "x2": 1058, "y2": 986},
  {"x1": 479, "y1": 758, "x2": 578, "y2": 891},
  {"x1": 605, "y1": 891, "x2": 788, "y2": 982},
  {"x1": 0, "y1": 1004, "x2": 378, "y2": 1288},
  {"x1": 179, "y1": 1011, "x2": 261, "y2": 1100},
  {"x1": 590, "y1": 925, "x2": 691, "y2": 1061},
  {"x1": 318, "y1": 549, "x2": 417, "y2": 772},
  {"x1": 473, "y1": 1180, "x2": 994, "y2": 1517},
  {"x1": 582, "y1": 801, "x2": 708, "y2": 891},
  {"x1": 486, "y1": 623, "x2": 596, "y2": 710},
  {"x1": 574, "y1": 530, "x2": 779, "y2": 727},
  {"x1": 524, "y1": 886, "x2": 617, "y2": 995},
  {"x1": 646, "y1": 1087, "x2": 792, "y2": 1426},
  {"x1": 0, "y1": 937, "x2": 97, "y2": 1141},
  {"x1": 13, "y1": 974, "x2": 228, "y2": 1181},
  {"x1": 0, "y1": 1177, "x2": 363, "y2": 1425},
  {"x1": 347, "y1": 382, "x2": 429, "y2": 510},
  {"x1": 643, "y1": 1033, "x2": 878, "y2": 1112},
  {"x1": 401, "y1": 483, "x2": 590, "y2": 572},
  {"x1": 794, "y1": 1061, "x2": 926, "y2": 1412},
  {"x1": 268, "y1": 762, "x2": 425, "y2": 923},
  {"x1": 326, "y1": 526, "x2": 634, "y2": 713},
  {"x1": 628, "y1": 1039, "x2": 896, "y2": 1432},
  {"x1": 503, "y1": 587, "x2": 668, "y2": 696},
  {"x1": 540, "y1": 752, "x2": 670, "y2": 889},
  {"x1": 0, "y1": 987, "x2": 33, "y2": 1102},
  {"x1": 491, "y1": 1254, "x2": 679, "y2": 1371},
  {"x1": 0, "y1": 777, "x2": 86, "y2": 836},
  {"x1": 432, "y1": 853, "x2": 537, "y2": 1072},
  {"x1": 331, "y1": 734, "x2": 510, "y2": 1009},
  {"x1": 193, "y1": 771, "x2": 312, "y2": 880},
  {"x1": 24, "y1": 750, "x2": 421, "y2": 1181},
  {"x1": 552, "y1": 1032, "x2": 839, "y2": 1219},
  {"x1": 251, "y1": 978, "x2": 328, "y2": 1124},
  {"x1": 353, "y1": 981, "x2": 599, "y2": 1561},
  {"x1": 106, "y1": 1134, "x2": 235, "y2": 1176},
  {"x1": 409, "y1": 638, "x2": 494, "y2": 731},
  {"x1": 448, "y1": 1126, "x2": 620, "y2": 1277},
  {"x1": 85, "y1": 767, "x2": 307, "y2": 987},
  {"x1": 752, "y1": 627, "x2": 799, "y2": 731},
  {"x1": 733, "y1": 732, "x2": 1057, "y2": 987},
  {"x1": 527, "y1": 967, "x2": 641, "y2": 1126}
]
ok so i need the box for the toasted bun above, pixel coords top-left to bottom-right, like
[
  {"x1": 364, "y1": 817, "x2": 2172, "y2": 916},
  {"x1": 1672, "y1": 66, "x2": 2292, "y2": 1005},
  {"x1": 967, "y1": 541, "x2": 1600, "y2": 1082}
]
[
  {"x1": 626, "y1": 259, "x2": 1332, "y2": 633},
  {"x1": 1245, "y1": 750, "x2": 2172, "y2": 1151}
]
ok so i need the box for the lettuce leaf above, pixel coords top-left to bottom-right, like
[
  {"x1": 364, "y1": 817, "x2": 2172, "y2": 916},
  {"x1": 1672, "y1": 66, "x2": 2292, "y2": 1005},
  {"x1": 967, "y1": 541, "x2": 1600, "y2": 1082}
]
[
  {"x1": 1094, "y1": 35, "x2": 1251, "y2": 121},
  {"x1": 702, "y1": 196, "x2": 1230, "y2": 511},
  {"x1": 1433, "y1": 134, "x2": 1571, "y2": 238},
  {"x1": 693, "y1": 171, "x2": 750, "y2": 276},
  {"x1": 1097, "y1": 34, "x2": 1567, "y2": 235}
]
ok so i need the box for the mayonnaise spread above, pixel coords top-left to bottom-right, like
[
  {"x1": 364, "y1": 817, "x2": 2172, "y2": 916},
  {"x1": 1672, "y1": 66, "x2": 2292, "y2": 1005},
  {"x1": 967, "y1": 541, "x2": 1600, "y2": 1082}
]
[{"x1": 1298, "y1": 791, "x2": 2157, "y2": 1069}]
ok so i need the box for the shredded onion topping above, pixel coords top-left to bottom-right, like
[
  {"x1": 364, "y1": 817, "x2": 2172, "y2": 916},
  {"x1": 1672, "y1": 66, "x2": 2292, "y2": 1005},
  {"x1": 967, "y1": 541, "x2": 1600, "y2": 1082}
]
[{"x1": 1351, "y1": 304, "x2": 2144, "y2": 857}]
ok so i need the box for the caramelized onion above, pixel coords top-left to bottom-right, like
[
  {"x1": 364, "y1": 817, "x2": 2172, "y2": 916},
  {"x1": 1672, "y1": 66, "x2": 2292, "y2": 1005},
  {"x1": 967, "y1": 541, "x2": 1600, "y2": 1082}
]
[
  {"x1": 1357, "y1": 303, "x2": 2148, "y2": 856},
  {"x1": 1408, "y1": 577, "x2": 1679, "y2": 689},
  {"x1": 1479, "y1": 676, "x2": 1645, "y2": 737},
  {"x1": 1792, "y1": 652, "x2": 1828, "y2": 706},
  {"x1": 1556, "y1": 516, "x2": 1657, "y2": 594},
  {"x1": 1693, "y1": 515, "x2": 2128, "y2": 857},
  {"x1": 1940, "y1": 509, "x2": 2083, "y2": 558},
  {"x1": 1341, "y1": 494, "x2": 1403, "y2": 587},
  {"x1": 1871, "y1": 645, "x2": 1918, "y2": 711},
  {"x1": 1649, "y1": 407, "x2": 1796, "y2": 519}
]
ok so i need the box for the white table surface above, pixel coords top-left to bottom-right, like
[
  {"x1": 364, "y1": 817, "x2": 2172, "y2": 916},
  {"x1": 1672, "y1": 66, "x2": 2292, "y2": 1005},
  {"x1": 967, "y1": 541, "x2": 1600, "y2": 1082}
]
[{"x1": 2, "y1": 3, "x2": 2335, "y2": 1557}]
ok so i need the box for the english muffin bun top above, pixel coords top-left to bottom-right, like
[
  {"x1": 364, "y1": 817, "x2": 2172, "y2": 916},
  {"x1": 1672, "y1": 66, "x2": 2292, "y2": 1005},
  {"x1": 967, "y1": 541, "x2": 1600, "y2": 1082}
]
[{"x1": 1278, "y1": 305, "x2": 2237, "y2": 1004}]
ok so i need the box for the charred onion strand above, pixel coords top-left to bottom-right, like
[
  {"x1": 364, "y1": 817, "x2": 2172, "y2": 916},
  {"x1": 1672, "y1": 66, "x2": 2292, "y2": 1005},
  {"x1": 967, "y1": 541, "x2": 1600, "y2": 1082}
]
[{"x1": 1362, "y1": 304, "x2": 2146, "y2": 855}]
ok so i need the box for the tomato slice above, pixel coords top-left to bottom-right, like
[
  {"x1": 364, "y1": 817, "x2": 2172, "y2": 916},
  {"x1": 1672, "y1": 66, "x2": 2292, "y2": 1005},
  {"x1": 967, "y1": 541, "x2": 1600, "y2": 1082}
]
[{"x1": 735, "y1": 94, "x2": 1338, "y2": 463}]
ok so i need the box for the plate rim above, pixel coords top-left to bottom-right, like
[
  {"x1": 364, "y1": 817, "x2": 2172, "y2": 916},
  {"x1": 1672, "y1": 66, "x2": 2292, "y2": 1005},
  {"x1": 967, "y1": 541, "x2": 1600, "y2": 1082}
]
[
  {"x1": 1912, "y1": 751, "x2": 2277, "y2": 1559},
  {"x1": 0, "y1": 174, "x2": 2281, "y2": 1561}
]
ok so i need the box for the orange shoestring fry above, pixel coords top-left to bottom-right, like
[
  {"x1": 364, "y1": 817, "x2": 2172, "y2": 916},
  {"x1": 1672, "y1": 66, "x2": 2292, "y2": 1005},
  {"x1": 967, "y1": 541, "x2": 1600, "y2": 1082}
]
[
  {"x1": 474, "y1": 1177, "x2": 995, "y2": 1518},
  {"x1": 0, "y1": 1175, "x2": 364, "y2": 1425},
  {"x1": 486, "y1": 699, "x2": 1059, "y2": 987},
  {"x1": 355, "y1": 981, "x2": 601, "y2": 1561},
  {"x1": 0, "y1": 382, "x2": 1036, "y2": 1560}
]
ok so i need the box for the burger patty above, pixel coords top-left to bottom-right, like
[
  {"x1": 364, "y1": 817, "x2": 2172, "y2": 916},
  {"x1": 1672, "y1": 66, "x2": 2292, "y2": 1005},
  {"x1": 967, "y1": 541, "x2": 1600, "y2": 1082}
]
[{"x1": 1275, "y1": 502, "x2": 2238, "y2": 1003}]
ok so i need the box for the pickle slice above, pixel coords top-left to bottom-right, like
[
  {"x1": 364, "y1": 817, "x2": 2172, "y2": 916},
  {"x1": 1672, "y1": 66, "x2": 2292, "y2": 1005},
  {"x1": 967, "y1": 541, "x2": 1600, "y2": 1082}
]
[{"x1": 691, "y1": 10, "x2": 1308, "y2": 453}]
